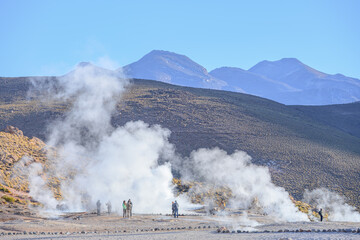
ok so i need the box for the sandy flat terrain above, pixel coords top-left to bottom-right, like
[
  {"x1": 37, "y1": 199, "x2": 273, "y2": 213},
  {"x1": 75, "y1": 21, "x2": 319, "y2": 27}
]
[
  {"x1": 1, "y1": 210, "x2": 359, "y2": 239},
  {"x1": 3, "y1": 230, "x2": 360, "y2": 240}
]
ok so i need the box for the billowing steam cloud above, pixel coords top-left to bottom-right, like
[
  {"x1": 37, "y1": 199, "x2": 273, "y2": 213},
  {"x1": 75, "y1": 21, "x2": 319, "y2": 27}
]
[
  {"x1": 177, "y1": 148, "x2": 309, "y2": 222},
  {"x1": 304, "y1": 188, "x2": 360, "y2": 222},
  {"x1": 28, "y1": 63, "x2": 183, "y2": 213},
  {"x1": 59, "y1": 120, "x2": 176, "y2": 213}
]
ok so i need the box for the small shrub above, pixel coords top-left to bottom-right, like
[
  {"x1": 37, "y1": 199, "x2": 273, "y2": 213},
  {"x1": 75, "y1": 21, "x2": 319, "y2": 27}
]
[
  {"x1": 1, "y1": 195, "x2": 15, "y2": 203},
  {"x1": 0, "y1": 184, "x2": 10, "y2": 193},
  {"x1": 15, "y1": 198, "x2": 26, "y2": 205}
]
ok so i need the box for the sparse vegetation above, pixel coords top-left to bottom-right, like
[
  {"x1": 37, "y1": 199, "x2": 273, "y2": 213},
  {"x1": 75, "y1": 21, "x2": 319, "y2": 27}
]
[
  {"x1": 15, "y1": 198, "x2": 27, "y2": 205},
  {"x1": 0, "y1": 184, "x2": 10, "y2": 193},
  {"x1": 1, "y1": 195, "x2": 15, "y2": 203}
]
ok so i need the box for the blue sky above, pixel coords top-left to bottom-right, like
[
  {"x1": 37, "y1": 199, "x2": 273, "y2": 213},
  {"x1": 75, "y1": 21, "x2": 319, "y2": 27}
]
[{"x1": 1, "y1": 0, "x2": 359, "y2": 78}]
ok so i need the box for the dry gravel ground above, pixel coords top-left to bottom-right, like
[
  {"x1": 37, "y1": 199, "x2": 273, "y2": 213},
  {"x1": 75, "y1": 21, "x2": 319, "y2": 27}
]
[
  {"x1": 0, "y1": 211, "x2": 359, "y2": 240},
  {"x1": 2, "y1": 231, "x2": 360, "y2": 240}
]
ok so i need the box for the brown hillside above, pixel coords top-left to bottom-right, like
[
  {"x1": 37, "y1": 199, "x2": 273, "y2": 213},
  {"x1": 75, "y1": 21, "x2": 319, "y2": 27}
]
[{"x1": 0, "y1": 77, "x2": 360, "y2": 209}]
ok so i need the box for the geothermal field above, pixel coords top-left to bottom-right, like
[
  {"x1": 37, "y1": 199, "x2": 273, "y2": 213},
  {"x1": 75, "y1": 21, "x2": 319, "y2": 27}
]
[
  {"x1": 0, "y1": 64, "x2": 360, "y2": 240},
  {"x1": 2, "y1": 1, "x2": 360, "y2": 239}
]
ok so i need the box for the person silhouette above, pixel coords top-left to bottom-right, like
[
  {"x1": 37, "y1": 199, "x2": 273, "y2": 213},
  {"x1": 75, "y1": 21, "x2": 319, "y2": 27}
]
[
  {"x1": 318, "y1": 208, "x2": 323, "y2": 222},
  {"x1": 96, "y1": 200, "x2": 101, "y2": 216}
]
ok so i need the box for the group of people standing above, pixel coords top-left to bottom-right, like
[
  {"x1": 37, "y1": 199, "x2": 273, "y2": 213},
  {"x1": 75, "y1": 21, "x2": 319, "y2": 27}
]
[
  {"x1": 95, "y1": 199, "x2": 132, "y2": 217},
  {"x1": 96, "y1": 199, "x2": 182, "y2": 219},
  {"x1": 123, "y1": 199, "x2": 133, "y2": 218}
]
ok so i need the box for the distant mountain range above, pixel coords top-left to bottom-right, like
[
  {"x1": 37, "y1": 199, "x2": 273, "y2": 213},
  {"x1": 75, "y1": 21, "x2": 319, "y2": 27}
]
[{"x1": 121, "y1": 50, "x2": 360, "y2": 105}]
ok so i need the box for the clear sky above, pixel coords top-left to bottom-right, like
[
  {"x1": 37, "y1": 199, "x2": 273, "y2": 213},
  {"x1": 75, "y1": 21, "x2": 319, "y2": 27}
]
[{"x1": 1, "y1": 0, "x2": 359, "y2": 78}]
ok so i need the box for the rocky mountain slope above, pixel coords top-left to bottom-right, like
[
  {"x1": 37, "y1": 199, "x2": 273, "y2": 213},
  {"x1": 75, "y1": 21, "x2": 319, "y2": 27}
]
[{"x1": 0, "y1": 76, "x2": 359, "y2": 210}]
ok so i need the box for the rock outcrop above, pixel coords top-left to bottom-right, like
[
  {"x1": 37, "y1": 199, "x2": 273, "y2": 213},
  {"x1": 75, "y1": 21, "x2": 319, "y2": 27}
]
[
  {"x1": 4, "y1": 125, "x2": 23, "y2": 137},
  {"x1": 0, "y1": 127, "x2": 59, "y2": 209}
]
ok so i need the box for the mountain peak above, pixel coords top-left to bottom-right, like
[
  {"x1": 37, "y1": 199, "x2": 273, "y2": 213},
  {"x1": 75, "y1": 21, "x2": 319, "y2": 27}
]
[
  {"x1": 63, "y1": 62, "x2": 116, "y2": 78},
  {"x1": 248, "y1": 57, "x2": 314, "y2": 80},
  {"x1": 122, "y1": 50, "x2": 227, "y2": 89},
  {"x1": 251, "y1": 58, "x2": 304, "y2": 70},
  {"x1": 141, "y1": 50, "x2": 194, "y2": 63},
  {"x1": 148, "y1": 49, "x2": 175, "y2": 55},
  {"x1": 278, "y1": 58, "x2": 302, "y2": 64},
  {"x1": 77, "y1": 62, "x2": 93, "y2": 68},
  {"x1": 74, "y1": 62, "x2": 112, "y2": 73}
]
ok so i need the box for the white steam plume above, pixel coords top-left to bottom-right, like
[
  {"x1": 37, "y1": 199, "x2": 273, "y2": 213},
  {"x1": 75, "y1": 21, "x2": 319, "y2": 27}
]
[
  {"x1": 28, "y1": 63, "x2": 186, "y2": 214},
  {"x1": 304, "y1": 188, "x2": 360, "y2": 222},
  {"x1": 28, "y1": 162, "x2": 60, "y2": 214},
  {"x1": 59, "y1": 121, "x2": 177, "y2": 213},
  {"x1": 11, "y1": 157, "x2": 60, "y2": 216},
  {"x1": 177, "y1": 148, "x2": 309, "y2": 222}
]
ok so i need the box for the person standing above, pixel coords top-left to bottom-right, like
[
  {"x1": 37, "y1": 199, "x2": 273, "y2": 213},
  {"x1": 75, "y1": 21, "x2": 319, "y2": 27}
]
[
  {"x1": 318, "y1": 208, "x2": 323, "y2": 222},
  {"x1": 96, "y1": 200, "x2": 101, "y2": 216},
  {"x1": 106, "y1": 201, "x2": 112, "y2": 215},
  {"x1": 127, "y1": 199, "x2": 133, "y2": 218},
  {"x1": 173, "y1": 200, "x2": 179, "y2": 218},
  {"x1": 171, "y1": 201, "x2": 175, "y2": 216},
  {"x1": 122, "y1": 200, "x2": 127, "y2": 218}
]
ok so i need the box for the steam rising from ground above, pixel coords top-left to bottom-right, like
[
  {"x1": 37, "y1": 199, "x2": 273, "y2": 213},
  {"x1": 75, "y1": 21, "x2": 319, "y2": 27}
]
[
  {"x1": 27, "y1": 162, "x2": 60, "y2": 215},
  {"x1": 29, "y1": 64, "x2": 181, "y2": 213},
  {"x1": 304, "y1": 188, "x2": 360, "y2": 222},
  {"x1": 25, "y1": 63, "x2": 359, "y2": 223},
  {"x1": 177, "y1": 148, "x2": 309, "y2": 222},
  {"x1": 12, "y1": 157, "x2": 60, "y2": 216},
  {"x1": 59, "y1": 121, "x2": 176, "y2": 213}
]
